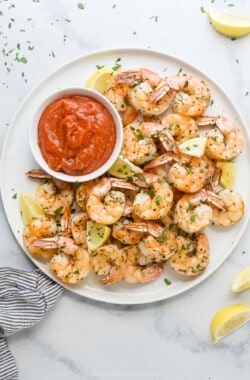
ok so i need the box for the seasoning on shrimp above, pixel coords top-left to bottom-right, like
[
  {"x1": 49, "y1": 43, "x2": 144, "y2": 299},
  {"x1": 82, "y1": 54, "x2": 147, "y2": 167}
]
[
  {"x1": 132, "y1": 172, "x2": 173, "y2": 220},
  {"x1": 167, "y1": 75, "x2": 211, "y2": 116},
  {"x1": 23, "y1": 217, "x2": 58, "y2": 258},
  {"x1": 169, "y1": 233, "x2": 210, "y2": 276},
  {"x1": 33, "y1": 236, "x2": 92, "y2": 284},
  {"x1": 197, "y1": 115, "x2": 244, "y2": 160},
  {"x1": 161, "y1": 113, "x2": 198, "y2": 143},
  {"x1": 123, "y1": 245, "x2": 164, "y2": 284}
]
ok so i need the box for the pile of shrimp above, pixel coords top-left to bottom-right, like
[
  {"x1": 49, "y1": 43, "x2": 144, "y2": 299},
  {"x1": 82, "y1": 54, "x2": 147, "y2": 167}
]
[{"x1": 22, "y1": 67, "x2": 245, "y2": 286}]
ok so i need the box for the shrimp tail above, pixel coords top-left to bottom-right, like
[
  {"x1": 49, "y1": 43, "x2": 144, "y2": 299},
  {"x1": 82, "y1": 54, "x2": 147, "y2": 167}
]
[
  {"x1": 110, "y1": 178, "x2": 139, "y2": 191},
  {"x1": 31, "y1": 238, "x2": 58, "y2": 250},
  {"x1": 147, "y1": 80, "x2": 170, "y2": 103},
  {"x1": 26, "y1": 168, "x2": 51, "y2": 179}
]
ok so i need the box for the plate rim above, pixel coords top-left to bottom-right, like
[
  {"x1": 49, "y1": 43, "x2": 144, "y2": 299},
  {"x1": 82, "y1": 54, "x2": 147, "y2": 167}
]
[{"x1": 1, "y1": 47, "x2": 250, "y2": 305}]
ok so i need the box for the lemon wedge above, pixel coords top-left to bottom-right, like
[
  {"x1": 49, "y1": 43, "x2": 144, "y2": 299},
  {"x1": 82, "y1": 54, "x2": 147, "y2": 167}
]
[
  {"x1": 231, "y1": 267, "x2": 250, "y2": 293},
  {"x1": 216, "y1": 162, "x2": 237, "y2": 189},
  {"x1": 210, "y1": 304, "x2": 250, "y2": 344},
  {"x1": 208, "y1": 7, "x2": 250, "y2": 38},
  {"x1": 85, "y1": 67, "x2": 121, "y2": 94},
  {"x1": 178, "y1": 137, "x2": 207, "y2": 157},
  {"x1": 108, "y1": 155, "x2": 143, "y2": 179},
  {"x1": 19, "y1": 192, "x2": 45, "y2": 225},
  {"x1": 86, "y1": 221, "x2": 111, "y2": 253}
]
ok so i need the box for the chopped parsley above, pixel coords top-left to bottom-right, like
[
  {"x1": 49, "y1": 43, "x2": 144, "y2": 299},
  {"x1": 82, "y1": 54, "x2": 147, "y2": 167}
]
[
  {"x1": 96, "y1": 64, "x2": 105, "y2": 70},
  {"x1": 78, "y1": 3, "x2": 85, "y2": 9},
  {"x1": 164, "y1": 278, "x2": 172, "y2": 286},
  {"x1": 54, "y1": 206, "x2": 63, "y2": 216},
  {"x1": 155, "y1": 195, "x2": 162, "y2": 205},
  {"x1": 157, "y1": 231, "x2": 168, "y2": 243},
  {"x1": 112, "y1": 57, "x2": 121, "y2": 71},
  {"x1": 149, "y1": 15, "x2": 158, "y2": 22},
  {"x1": 190, "y1": 215, "x2": 196, "y2": 222}
]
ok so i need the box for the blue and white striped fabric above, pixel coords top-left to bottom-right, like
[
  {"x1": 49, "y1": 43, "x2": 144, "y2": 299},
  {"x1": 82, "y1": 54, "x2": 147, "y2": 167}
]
[{"x1": 0, "y1": 267, "x2": 63, "y2": 380}]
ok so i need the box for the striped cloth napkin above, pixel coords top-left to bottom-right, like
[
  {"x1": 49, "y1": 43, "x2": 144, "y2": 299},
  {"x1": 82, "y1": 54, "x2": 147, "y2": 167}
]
[{"x1": 0, "y1": 267, "x2": 63, "y2": 380}]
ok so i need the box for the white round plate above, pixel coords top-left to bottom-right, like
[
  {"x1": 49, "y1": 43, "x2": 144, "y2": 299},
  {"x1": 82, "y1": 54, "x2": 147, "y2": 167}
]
[{"x1": 1, "y1": 48, "x2": 250, "y2": 304}]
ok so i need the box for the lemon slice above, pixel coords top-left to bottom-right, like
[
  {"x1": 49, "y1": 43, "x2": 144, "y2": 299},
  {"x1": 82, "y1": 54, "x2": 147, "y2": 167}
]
[
  {"x1": 85, "y1": 67, "x2": 121, "y2": 94},
  {"x1": 19, "y1": 192, "x2": 45, "y2": 225},
  {"x1": 86, "y1": 221, "x2": 111, "y2": 253},
  {"x1": 108, "y1": 155, "x2": 143, "y2": 178},
  {"x1": 210, "y1": 304, "x2": 250, "y2": 344},
  {"x1": 178, "y1": 137, "x2": 207, "y2": 157},
  {"x1": 231, "y1": 267, "x2": 250, "y2": 292},
  {"x1": 208, "y1": 7, "x2": 250, "y2": 38},
  {"x1": 216, "y1": 162, "x2": 237, "y2": 189}
]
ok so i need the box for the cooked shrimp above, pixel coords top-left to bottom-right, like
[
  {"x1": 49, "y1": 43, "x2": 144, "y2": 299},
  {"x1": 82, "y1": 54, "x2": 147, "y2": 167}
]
[
  {"x1": 122, "y1": 105, "x2": 138, "y2": 126},
  {"x1": 23, "y1": 217, "x2": 58, "y2": 258},
  {"x1": 126, "y1": 222, "x2": 177, "y2": 265},
  {"x1": 121, "y1": 120, "x2": 179, "y2": 165},
  {"x1": 105, "y1": 68, "x2": 161, "y2": 113},
  {"x1": 71, "y1": 211, "x2": 89, "y2": 245},
  {"x1": 75, "y1": 182, "x2": 93, "y2": 211},
  {"x1": 197, "y1": 115, "x2": 244, "y2": 160},
  {"x1": 32, "y1": 235, "x2": 91, "y2": 283},
  {"x1": 174, "y1": 191, "x2": 214, "y2": 233},
  {"x1": 107, "y1": 68, "x2": 173, "y2": 116},
  {"x1": 50, "y1": 247, "x2": 91, "y2": 284},
  {"x1": 26, "y1": 169, "x2": 75, "y2": 216},
  {"x1": 123, "y1": 245, "x2": 164, "y2": 284},
  {"x1": 161, "y1": 113, "x2": 198, "y2": 143},
  {"x1": 211, "y1": 189, "x2": 245, "y2": 226},
  {"x1": 92, "y1": 244, "x2": 126, "y2": 285},
  {"x1": 169, "y1": 233, "x2": 210, "y2": 276},
  {"x1": 144, "y1": 152, "x2": 215, "y2": 193},
  {"x1": 36, "y1": 181, "x2": 74, "y2": 216},
  {"x1": 121, "y1": 122, "x2": 158, "y2": 165},
  {"x1": 133, "y1": 173, "x2": 173, "y2": 220},
  {"x1": 168, "y1": 155, "x2": 215, "y2": 193},
  {"x1": 86, "y1": 178, "x2": 137, "y2": 225},
  {"x1": 129, "y1": 79, "x2": 174, "y2": 116},
  {"x1": 112, "y1": 218, "x2": 145, "y2": 245},
  {"x1": 167, "y1": 75, "x2": 210, "y2": 116}
]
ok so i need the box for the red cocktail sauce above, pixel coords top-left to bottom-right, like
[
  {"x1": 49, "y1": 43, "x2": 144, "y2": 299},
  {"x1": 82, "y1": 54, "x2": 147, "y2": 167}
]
[{"x1": 38, "y1": 95, "x2": 116, "y2": 176}]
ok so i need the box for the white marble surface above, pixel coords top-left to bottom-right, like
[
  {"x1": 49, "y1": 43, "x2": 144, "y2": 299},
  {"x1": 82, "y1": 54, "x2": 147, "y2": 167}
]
[{"x1": 1, "y1": 0, "x2": 250, "y2": 379}]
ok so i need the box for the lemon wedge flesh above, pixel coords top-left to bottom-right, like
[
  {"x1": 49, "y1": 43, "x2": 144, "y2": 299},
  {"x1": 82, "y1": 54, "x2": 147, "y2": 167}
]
[
  {"x1": 178, "y1": 137, "x2": 207, "y2": 157},
  {"x1": 231, "y1": 267, "x2": 250, "y2": 293},
  {"x1": 208, "y1": 7, "x2": 250, "y2": 37},
  {"x1": 210, "y1": 304, "x2": 250, "y2": 344},
  {"x1": 85, "y1": 67, "x2": 121, "y2": 94},
  {"x1": 19, "y1": 192, "x2": 45, "y2": 225},
  {"x1": 86, "y1": 221, "x2": 111, "y2": 253},
  {"x1": 216, "y1": 162, "x2": 237, "y2": 189},
  {"x1": 108, "y1": 155, "x2": 143, "y2": 179}
]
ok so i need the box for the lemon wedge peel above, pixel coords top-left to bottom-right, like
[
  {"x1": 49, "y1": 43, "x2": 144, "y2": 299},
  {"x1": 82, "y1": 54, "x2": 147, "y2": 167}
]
[
  {"x1": 108, "y1": 155, "x2": 143, "y2": 179},
  {"x1": 208, "y1": 7, "x2": 250, "y2": 38},
  {"x1": 216, "y1": 162, "x2": 237, "y2": 189},
  {"x1": 231, "y1": 267, "x2": 250, "y2": 293},
  {"x1": 86, "y1": 221, "x2": 111, "y2": 253},
  {"x1": 178, "y1": 137, "x2": 207, "y2": 157},
  {"x1": 19, "y1": 192, "x2": 45, "y2": 225},
  {"x1": 210, "y1": 304, "x2": 250, "y2": 344},
  {"x1": 85, "y1": 67, "x2": 121, "y2": 94}
]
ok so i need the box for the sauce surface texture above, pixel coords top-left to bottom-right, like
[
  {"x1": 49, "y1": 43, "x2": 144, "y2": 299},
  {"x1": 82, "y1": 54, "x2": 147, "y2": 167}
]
[{"x1": 38, "y1": 95, "x2": 116, "y2": 175}]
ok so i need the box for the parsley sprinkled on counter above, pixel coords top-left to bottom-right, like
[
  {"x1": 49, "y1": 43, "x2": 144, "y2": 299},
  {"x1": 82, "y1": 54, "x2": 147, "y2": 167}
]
[
  {"x1": 78, "y1": 3, "x2": 85, "y2": 10},
  {"x1": 149, "y1": 15, "x2": 158, "y2": 22}
]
